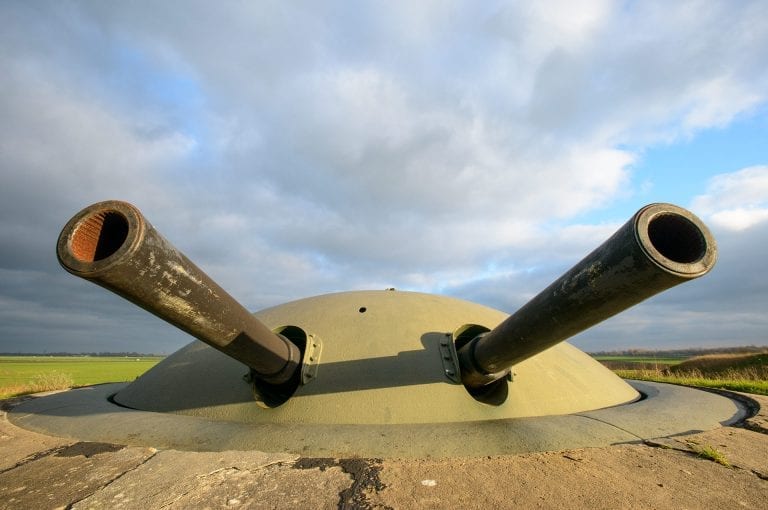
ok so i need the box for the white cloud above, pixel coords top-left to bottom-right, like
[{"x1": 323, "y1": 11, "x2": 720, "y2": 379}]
[
  {"x1": 691, "y1": 166, "x2": 768, "y2": 231},
  {"x1": 709, "y1": 209, "x2": 768, "y2": 232},
  {"x1": 0, "y1": 49, "x2": 197, "y2": 219},
  {"x1": 681, "y1": 77, "x2": 764, "y2": 131}
]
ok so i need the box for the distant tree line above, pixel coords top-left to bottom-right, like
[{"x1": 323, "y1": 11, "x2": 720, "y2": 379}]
[
  {"x1": 588, "y1": 345, "x2": 767, "y2": 357},
  {"x1": 0, "y1": 352, "x2": 166, "y2": 357}
]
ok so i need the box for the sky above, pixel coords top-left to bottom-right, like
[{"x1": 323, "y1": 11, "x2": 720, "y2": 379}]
[{"x1": 1, "y1": 0, "x2": 767, "y2": 354}]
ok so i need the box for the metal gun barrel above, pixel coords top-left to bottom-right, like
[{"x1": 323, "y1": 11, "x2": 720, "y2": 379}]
[
  {"x1": 56, "y1": 200, "x2": 300, "y2": 385},
  {"x1": 458, "y1": 203, "x2": 717, "y2": 390}
]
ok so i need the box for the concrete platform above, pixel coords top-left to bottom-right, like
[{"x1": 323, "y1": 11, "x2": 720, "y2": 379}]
[
  {"x1": 6, "y1": 380, "x2": 748, "y2": 457},
  {"x1": 1, "y1": 387, "x2": 766, "y2": 509}
]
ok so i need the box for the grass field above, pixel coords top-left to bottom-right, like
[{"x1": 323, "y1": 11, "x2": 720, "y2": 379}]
[
  {"x1": 593, "y1": 356, "x2": 685, "y2": 365},
  {"x1": 0, "y1": 356, "x2": 163, "y2": 399},
  {"x1": 600, "y1": 352, "x2": 768, "y2": 396},
  {"x1": 613, "y1": 368, "x2": 768, "y2": 395}
]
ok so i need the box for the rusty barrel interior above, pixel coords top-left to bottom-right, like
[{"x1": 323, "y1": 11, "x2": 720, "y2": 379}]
[{"x1": 69, "y1": 210, "x2": 130, "y2": 263}]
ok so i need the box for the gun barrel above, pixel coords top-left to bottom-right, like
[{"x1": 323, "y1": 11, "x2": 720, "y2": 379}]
[
  {"x1": 458, "y1": 203, "x2": 717, "y2": 389},
  {"x1": 56, "y1": 200, "x2": 300, "y2": 385}
]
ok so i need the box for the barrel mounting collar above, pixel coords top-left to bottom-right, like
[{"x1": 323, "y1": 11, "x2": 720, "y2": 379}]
[
  {"x1": 439, "y1": 333, "x2": 461, "y2": 383},
  {"x1": 301, "y1": 334, "x2": 322, "y2": 384}
]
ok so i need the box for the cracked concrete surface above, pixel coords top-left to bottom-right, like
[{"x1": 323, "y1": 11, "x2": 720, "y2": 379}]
[
  {"x1": 0, "y1": 441, "x2": 154, "y2": 509},
  {"x1": 0, "y1": 392, "x2": 766, "y2": 509},
  {"x1": 71, "y1": 450, "x2": 349, "y2": 510}
]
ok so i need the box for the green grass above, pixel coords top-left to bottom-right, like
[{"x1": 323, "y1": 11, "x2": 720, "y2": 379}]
[
  {"x1": 598, "y1": 351, "x2": 768, "y2": 395},
  {"x1": 671, "y1": 352, "x2": 768, "y2": 373},
  {"x1": 593, "y1": 356, "x2": 684, "y2": 365},
  {"x1": 615, "y1": 368, "x2": 768, "y2": 395},
  {"x1": 0, "y1": 356, "x2": 163, "y2": 399},
  {"x1": 694, "y1": 444, "x2": 731, "y2": 468}
]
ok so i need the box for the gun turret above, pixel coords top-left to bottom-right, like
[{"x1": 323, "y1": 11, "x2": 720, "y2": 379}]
[
  {"x1": 56, "y1": 200, "x2": 301, "y2": 386},
  {"x1": 457, "y1": 203, "x2": 717, "y2": 395},
  {"x1": 36, "y1": 200, "x2": 728, "y2": 456},
  {"x1": 57, "y1": 200, "x2": 717, "y2": 411}
]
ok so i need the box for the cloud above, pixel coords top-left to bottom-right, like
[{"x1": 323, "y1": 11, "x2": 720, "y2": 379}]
[
  {"x1": 691, "y1": 166, "x2": 768, "y2": 231},
  {"x1": 0, "y1": 1, "x2": 767, "y2": 353}
]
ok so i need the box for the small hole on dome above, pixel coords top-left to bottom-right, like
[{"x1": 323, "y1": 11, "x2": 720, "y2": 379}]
[{"x1": 358, "y1": 307, "x2": 367, "y2": 313}]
